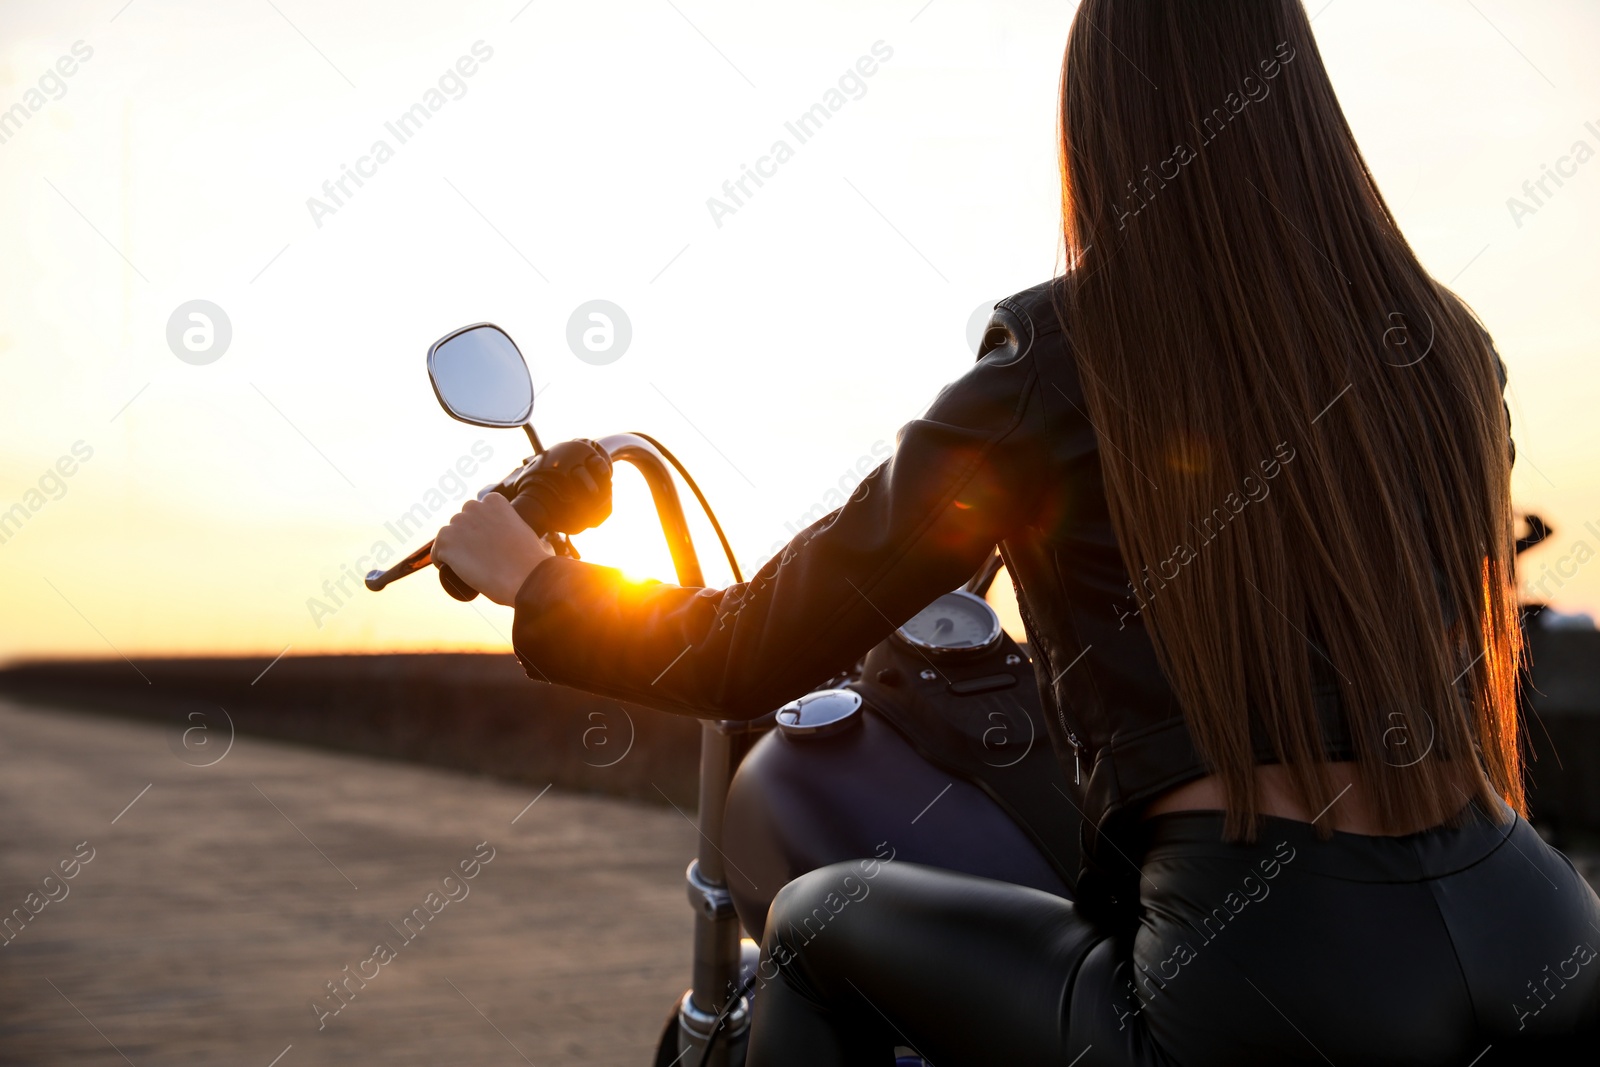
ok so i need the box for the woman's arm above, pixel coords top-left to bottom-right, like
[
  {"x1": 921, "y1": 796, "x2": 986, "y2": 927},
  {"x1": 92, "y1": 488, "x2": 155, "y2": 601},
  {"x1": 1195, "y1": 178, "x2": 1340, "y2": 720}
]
[{"x1": 502, "y1": 347, "x2": 1051, "y2": 719}]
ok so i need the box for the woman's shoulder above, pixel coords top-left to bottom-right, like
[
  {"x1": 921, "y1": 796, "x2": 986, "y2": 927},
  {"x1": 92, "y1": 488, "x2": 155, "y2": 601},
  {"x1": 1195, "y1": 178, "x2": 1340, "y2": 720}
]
[
  {"x1": 971, "y1": 276, "x2": 1072, "y2": 384},
  {"x1": 974, "y1": 278, "x2": 1090, "y2": 415},
  {"x1": 985, "y1": 277, "x2": 1069, "y2": 356}
]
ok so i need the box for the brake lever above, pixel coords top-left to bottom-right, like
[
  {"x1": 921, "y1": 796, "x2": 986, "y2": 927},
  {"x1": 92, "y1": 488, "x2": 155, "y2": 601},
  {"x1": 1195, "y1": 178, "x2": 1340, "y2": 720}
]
[
  {"x1": 365, "y1": 460, "x2": 540, "y2": 595},
  {"x1": 364, "y1": 529, "x2": 575, "y2": 598},
  {"x1": 366, "y1": 539, "x2": 436, "y2": 592}
]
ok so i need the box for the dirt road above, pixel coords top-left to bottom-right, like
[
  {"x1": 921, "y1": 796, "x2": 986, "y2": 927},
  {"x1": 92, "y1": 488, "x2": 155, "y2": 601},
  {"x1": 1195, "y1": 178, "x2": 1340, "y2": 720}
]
[{"x1": 0, "y1": 698, "x2": 695, "y2": 1066}]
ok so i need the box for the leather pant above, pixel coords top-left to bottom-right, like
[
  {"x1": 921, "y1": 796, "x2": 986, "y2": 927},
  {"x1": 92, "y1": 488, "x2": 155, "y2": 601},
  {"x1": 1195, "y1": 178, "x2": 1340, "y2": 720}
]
[{"x1": 746, "y1": 801, "x2": 1600, "y2": 1065}]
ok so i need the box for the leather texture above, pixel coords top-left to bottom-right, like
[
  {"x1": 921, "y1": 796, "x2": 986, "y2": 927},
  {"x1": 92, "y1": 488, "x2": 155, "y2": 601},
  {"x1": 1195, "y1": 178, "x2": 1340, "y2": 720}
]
[{"x1": 746, "y1": 800, "x2": 1600, "y2": 1065}]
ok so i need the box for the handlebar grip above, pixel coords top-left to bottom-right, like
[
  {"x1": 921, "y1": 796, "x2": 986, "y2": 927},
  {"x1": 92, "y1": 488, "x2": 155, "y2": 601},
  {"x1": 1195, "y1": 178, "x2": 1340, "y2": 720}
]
[
  {"x1": 508, "y1": 489, "x2": 554, "y2": 536},
  {"x1": 439, "y1": 565, "x2": 479, "y2": 602}
]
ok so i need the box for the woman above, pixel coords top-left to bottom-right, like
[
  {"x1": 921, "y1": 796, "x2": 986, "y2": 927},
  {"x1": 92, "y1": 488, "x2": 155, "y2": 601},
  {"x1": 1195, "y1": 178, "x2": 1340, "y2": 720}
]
[{"x1": 435, "y1": 1, "x2": 1600, "y2": 1062}]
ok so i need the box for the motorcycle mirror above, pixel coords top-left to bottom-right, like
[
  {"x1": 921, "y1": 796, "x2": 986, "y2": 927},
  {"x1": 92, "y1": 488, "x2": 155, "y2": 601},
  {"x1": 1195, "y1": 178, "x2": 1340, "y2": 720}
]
[{"x1": 427, "y1": 323, "x2": 535, "y2": 428}]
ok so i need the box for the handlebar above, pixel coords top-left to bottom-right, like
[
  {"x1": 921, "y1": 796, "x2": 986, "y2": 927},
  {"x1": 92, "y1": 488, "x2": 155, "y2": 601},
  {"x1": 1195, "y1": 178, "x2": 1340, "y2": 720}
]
[
  {"x1": 594, "y1": 433, "x2": 705, "y2": 588},
  {"x1": 363, "y1": 433, "x2": 708, "y2": 596}
]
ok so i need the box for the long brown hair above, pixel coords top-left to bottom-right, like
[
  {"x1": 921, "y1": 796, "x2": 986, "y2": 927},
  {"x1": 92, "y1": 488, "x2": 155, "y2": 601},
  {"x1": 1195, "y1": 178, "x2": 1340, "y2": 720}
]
[{"x1": 1058, "y1": 0, "x2": 1522, "y2": 838}]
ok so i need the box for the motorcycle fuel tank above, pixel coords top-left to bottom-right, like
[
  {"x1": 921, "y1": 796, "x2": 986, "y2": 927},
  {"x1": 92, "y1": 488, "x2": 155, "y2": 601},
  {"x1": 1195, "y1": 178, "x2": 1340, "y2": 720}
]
[{"x1": 723, "y1": 694, "x2": 1073, "y2": 940}]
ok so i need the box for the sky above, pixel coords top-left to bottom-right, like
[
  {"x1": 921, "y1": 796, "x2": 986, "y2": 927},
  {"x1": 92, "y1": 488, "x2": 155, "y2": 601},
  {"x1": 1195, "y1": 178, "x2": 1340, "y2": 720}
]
[{"x1": 0, "y1": 0, "x2": 1597, "y2": 665}]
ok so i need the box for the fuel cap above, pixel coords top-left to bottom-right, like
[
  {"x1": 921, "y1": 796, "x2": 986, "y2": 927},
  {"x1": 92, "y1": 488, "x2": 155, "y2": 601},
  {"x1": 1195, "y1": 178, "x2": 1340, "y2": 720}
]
[{"x1": 776, "y1": 689, "x2": 863, "y2": 738}]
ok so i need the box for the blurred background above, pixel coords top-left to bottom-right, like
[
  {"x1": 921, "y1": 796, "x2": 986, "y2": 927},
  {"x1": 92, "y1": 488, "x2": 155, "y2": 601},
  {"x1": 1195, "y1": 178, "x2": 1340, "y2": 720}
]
[{"x1": 2, "y1": 0, "x2": 1597, "y2": 1064}]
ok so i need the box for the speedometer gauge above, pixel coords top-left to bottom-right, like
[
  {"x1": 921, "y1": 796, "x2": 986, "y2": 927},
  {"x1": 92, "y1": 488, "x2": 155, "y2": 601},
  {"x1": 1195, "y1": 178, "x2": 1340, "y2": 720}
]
[{"x1": 894, "y1": 590, "x2": 1003, "y2": 658}]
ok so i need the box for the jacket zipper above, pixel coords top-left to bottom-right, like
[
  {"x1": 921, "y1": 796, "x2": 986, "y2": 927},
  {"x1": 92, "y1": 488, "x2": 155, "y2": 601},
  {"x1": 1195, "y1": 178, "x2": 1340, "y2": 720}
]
[
  {"x1": 1010, "y1": 563, "x2": 1085, "y2": 787},
  {"x1": 1057, "y1": 705, "x2": 1082, "y2": 785}
]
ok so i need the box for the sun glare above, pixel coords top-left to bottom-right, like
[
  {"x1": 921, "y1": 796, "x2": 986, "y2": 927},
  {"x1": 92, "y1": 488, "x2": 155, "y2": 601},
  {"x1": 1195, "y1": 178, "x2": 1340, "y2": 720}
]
[{"x1": 568, "y1": 463, "x2": 693, "y2": 587}]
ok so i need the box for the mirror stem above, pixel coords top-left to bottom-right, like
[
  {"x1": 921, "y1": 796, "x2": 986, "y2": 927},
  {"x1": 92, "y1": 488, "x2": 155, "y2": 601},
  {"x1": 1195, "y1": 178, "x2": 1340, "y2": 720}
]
[{"x1": 523, "y1": 423, "x2": 545, "y2": 456}]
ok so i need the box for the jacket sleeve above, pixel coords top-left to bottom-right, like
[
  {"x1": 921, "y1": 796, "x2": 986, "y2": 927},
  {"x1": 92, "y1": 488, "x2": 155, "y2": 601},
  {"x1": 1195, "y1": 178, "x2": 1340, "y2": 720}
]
[{"x1": 510, "y1": 348, "x2": 1048, "y2": 719}]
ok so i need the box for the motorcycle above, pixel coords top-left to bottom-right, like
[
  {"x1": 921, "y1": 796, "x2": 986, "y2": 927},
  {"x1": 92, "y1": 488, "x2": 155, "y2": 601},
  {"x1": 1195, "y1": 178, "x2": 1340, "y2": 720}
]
[{"x1": 367, "y1": 323, "x2": 1085, "y2": 1066}]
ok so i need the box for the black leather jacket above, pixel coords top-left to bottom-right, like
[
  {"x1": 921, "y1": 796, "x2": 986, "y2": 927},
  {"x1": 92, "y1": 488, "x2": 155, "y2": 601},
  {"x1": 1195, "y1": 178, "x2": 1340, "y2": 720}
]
[{"x1": 511, "y1": 277, "x2": 1507, "y2": 868}]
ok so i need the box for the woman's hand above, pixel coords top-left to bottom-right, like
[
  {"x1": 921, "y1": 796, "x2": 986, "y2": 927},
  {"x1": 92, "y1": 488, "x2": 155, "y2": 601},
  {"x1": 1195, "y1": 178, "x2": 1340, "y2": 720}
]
[{"x1": 432, "y1": 493, "x2": 556, "y2": 606}]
